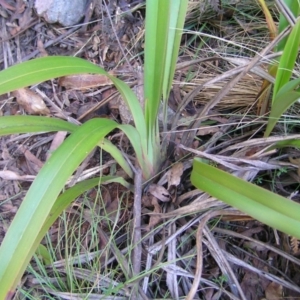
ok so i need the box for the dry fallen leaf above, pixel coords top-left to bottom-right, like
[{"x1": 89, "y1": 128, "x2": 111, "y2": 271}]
[
  {"x1": 146, "y1": 197, "x2": 162, "y2": 231},
  {"x1": 148, "y1": 184, "x2": 170, "y2": 202},
  {"x1": 265, "y1": 282, "x2": 283, "y2": 300},
  {"x1": 0, "y1": 170, "x2": 35, "y2": 181},
  {"x1": 12, "y1": 88, "x2": 50, "y2": 115},
  {"x1": 58, "y1": 73, "x2": 114, "y2": 90},
  {"x1": 197, "y1": 125, "x2": 219, "y2": 136},
  {"x1": 46, "y1": 131, "x2": 68, "y2": 160},
  {"x1": 290, "y1": 236, "x2": 300, "y2": 254},
  {"x1": 167, "y1": 162, "x2": 184, "y2": 189},
  {"x1": 18, "y1": 145, "x2": 44, "y2": 174}
]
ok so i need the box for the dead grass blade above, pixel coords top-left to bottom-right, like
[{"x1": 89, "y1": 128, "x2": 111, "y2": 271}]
[{"x1": 186, "y1": 210, "x2": 248, "y2": 300}]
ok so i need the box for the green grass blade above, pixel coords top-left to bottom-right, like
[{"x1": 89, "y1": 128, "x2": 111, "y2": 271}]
[
  {"x1": 0, "y1": 56, "x2": 147, "y2": 147},
  {"x1": 0, "y1": 118, "x2": 117, "y2": 299},
  {"x1": 0, "y1": 56, "x2": 104, "y2": 94},
  {"x1": 267, "y1": 138, "x2": 300, "y2": 151},
  {"x1": 35, "y1": 244, "x2": 52, "y2": 265},
  {"x1": 33, "y1": 176, "x2": 132, "y2": 257},
  {"x1": 30, "y1": 176, "x2": 132, "y2": 284},
  {"x1": 275, "y1": 77, "x2": 300, "y2": 98},
  {"x1": 0, "y1": 116, "x2": 137, "y2": 179},
  {"x1": 118, "y1": 124, "x2": 152, "y2": 178},
  {"x1": 144, "y1": 0, "x2": 170, "y2": 134},
  {"x1": 0, "y1": 115, "x2": 78, "y2": 136},
  {"x1": 264, "y1": 89, "x2": 300, "y2": 137},
  {"x1": 191, "y1": 158, "x2": 300, "y2": 239},
  {"x1": 162, "y1": 0, "x2": 188, "y2": 102},
  {"x1": 277, "y1": 0, "x2": 300, "y2": 51},
  {"x1": 143, "y1": 0, "x2": 188, "y2": 171},
  {"x1": 272, "y1": 19, "x2": 300, "y2": 100},
  {"x1": 99, "y1": 139, "x2": 133, "y2": 178},
  {"x1": 112, "y1": 76, "x2": 146, "y2": 145}
]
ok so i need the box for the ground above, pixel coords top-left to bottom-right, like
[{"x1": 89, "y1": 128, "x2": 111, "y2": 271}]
[{"x1": 0, "y1": 0, "x2": 300, "y2": 299}]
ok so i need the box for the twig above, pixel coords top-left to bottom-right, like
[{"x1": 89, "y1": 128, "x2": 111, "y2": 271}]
[
  {"x1": 275, "y1": 0, "x2": 297, "y2": 26},
  {"x1": 186, "y1": 210, "x2": 247, "y2": 300},
  {"x1": 204, "y1": 226, "x2": 245, "y2": 298},
  {"x1": 131, "y1": 167, "x2": 143, "y2": 299}
]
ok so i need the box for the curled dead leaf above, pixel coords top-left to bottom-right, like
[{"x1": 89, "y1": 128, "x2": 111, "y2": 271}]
[
  {"x1": 0, "y1": 170, "x2": 35, "y2": 181},
  {"x1": 146, "y1": 197, "x2": 162, "y2": 231},
  {"x1": 12, "y1": 88, "x2": 50, "y2": 115},
  {"x1": 58, "y1": 73, "x2": 114, "y2": 90},
  {"x1": 142, "y1": 194, "x2": 153, "y2": 208},
  {"x1": 197, "y1": 125, "x2": 220, "y2": 136},
  {"x1": 265, "y1": 281, "x2": 283, "y2": 300},
  {"x1": 46, "y1": 131, "x2": 68, "y2": 160},
  {"x1": 148, "y1": 184, "x2": 170, "y2": 202},
  {"x1": 290, "y1": 236, "x2": 300, "y2": 254},
  {"x1": 167, "y1": 162, "x2": 184, "y2": 189}
]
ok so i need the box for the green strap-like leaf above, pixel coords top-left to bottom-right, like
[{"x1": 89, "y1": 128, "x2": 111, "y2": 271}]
[
  {"x1": 143, "y1": 0, "x2": 188, "y2": 172},
  {"x1": 118, "y1": 124, "x2": 152, "y2": 178},
  {"x1": 99, "y1": 139, "x2": 133, "y2": 178},
  {"x1": 276, "y1": 0, "x2": 300, "y2": 52},
  {"x1": 267, "y1": 138, "x2": 300, "y2": 151},
  {"x1": 0, "y1": 56, "x2": 147, "y2": 150},
  {"x1": 144, "y1": 0, "x2": 171, "y2": 136},
  {"x1": 0, "y1": 115, "x2": 78, "y2": 136},
  {"x1": 191, "y1": 158, "x2": 300, "y2": 239},
  {"x1": 264, "y1": 89, "x2": 300, "y2": 137},
  {"x1": 275, "y1": 77, "x2": 300, "y2": 98},
  {"x1": 32, "y1": 176, "x2": 132, "y2": 260},
  {"x1": 0, "y1": 118, "x2": 117, "y2": 299},
  {"x1": 162, "y1": 0, "x2": 188, "y2": 101},
  {"x1": 273, "y1": 19, "x2": 300, "y2": 100}
]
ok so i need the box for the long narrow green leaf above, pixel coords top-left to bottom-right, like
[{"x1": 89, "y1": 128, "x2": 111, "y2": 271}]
[
  {"x1": 266, "y1": 138, "x2": 300, "y2": 152},
  {"x1": 162, "y1": 0, "x2": 188, "y2": 102},
  {"x1": 275, "y1": 77, "x2": 300, "y2": 98},
  {"x1": 161, "y1": 0, "x2": 188, "y2": 129},
  {"x1": 0, "y1": 56, "x2": 147, "y2": 148},
  {"x1": 191, "y1": 158, "x2": 300, "y2": 239},
  {"x1": 264, "y1": 89, "x2": 300, "y2": 137},
  {"x1": 0, "y1": 118, "x2": 117, "y2": 299},
  {"x1": 0, "y1": 56, "x2": 102, "y2": 94},
  {"x1": 118, "y1": 124, "x2": 152, "y2": 179},
  {"x1": 272, "y1": 19, "x2": 300, "y2": 100},
  {"x1": 277, "y1": 0, "x2": 300, "y2": 52},
  {"x1": 31, "y1": 176, "x2": 132, "y2": 262},
  {"x1": 99, "y1": 139, "x2": 133, "y2": 178},
  {"x1": 0, "y1": 115, "x2": 78, "y2": 136},
  {"x1": 111, "y1": 76, "x2": 147, "y2": 148},
  {"x1": 30, "y1": 176, "x2": 130, "y2": 267},
  {"x1": 143, "y1": 0, "x2": 188, "y2": 172},
  {"x1": 144, "y1": 0, "x2": 170, "y2": 135},
  {"x1": 0, "y1": 115, "x2": 140, "y2": 179}
]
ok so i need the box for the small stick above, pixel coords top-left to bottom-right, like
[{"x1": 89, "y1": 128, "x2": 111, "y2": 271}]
[{"x1": 131, "y1": 167, "x2": 143, "y2": 299}]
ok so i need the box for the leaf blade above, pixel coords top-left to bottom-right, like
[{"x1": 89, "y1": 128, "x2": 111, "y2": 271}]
[
  {"x1": 191, "y1": 158, "x2": 300, "y2": 239},
  {"x1": 0, "y1": 56, "x2": 147, "y2": 148},
  {"x1": 265, "y1": 89, "x2": 300, "y2": 137},
  {"x1": 272, "y1": 19, "x2": 300, "y2": 100},
  {"x1": 0, "y1": 116, "x2": 78, "y2": 136},
  {"x1": 0, "y1": 118, "x2": 117, "y2": 298}
]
